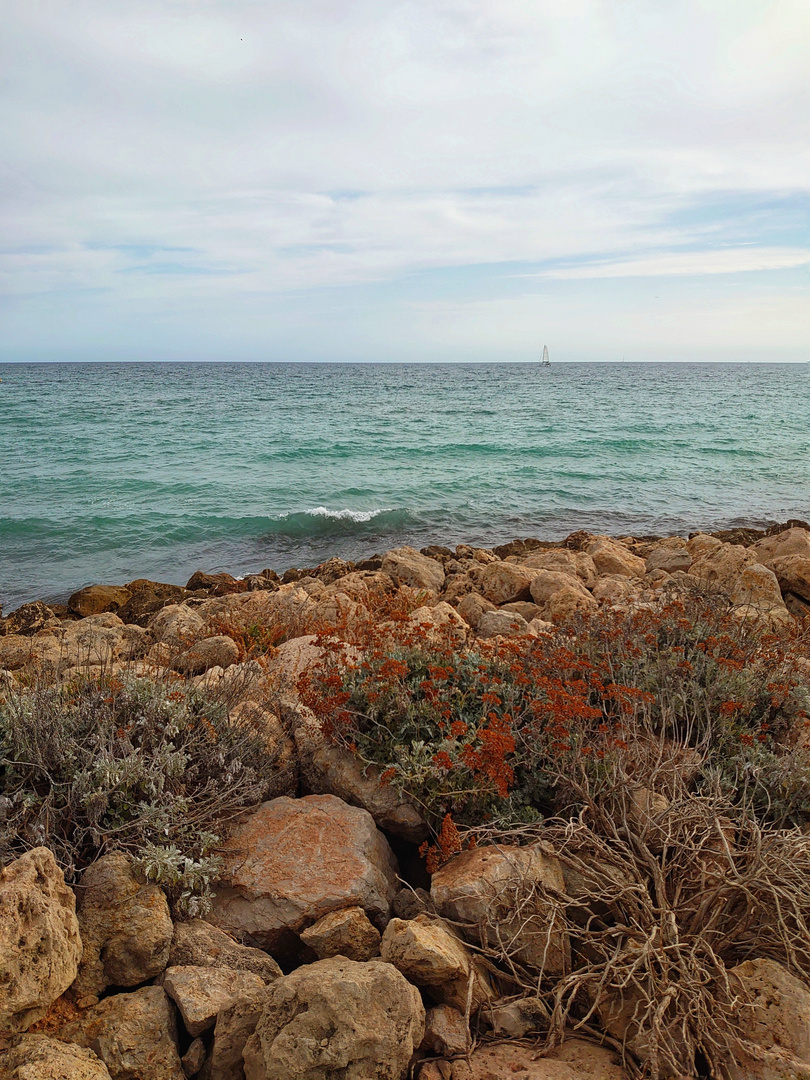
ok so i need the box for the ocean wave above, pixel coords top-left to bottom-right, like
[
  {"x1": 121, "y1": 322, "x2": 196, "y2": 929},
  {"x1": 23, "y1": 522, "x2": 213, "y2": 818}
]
[
  {"x1": 299, "y1": 506, "x2": 396, "y2": 523},
  {"x1": 267, "y1": 507, "x2": 415, "y2": 538}
]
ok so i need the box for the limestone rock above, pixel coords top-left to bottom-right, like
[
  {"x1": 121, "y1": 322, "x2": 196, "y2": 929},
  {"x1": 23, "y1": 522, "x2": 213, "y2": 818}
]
[
  {"x1": 180, "y1": 1038, "x2": 206, "y2": 1077},
  {"x1": 591, "y1": 575, "x2": 640, "y2": 606},
  {"x1": 473, "y1": 562, "x2": 537, "y2": 605},
  {"x1": 430, "y1": 844, "x2": 569, "y2": 975},
  {"x1": 750, "y1": 526, "x2": 810, "y2": 566},
  {"x1": 148, "y1": 605, "x2": 206, "y2": 651},
  {"x1": 475, "y1": 609, "x2": 531, "y2": 639},
  {"x1": 422, "y1": 1004, "x2": 468, "y2": 1057},
  {"x1": 162, "y1": 966, "x2": 266, "y2": 1037},
  {"x1": 769, "y1": 554, "x2": 810, "y2": 603},
  {"x1": 117, "y1": 582, "x2": 191, "y2": 626},
  {"x1": 529, "y1": 570, "x2": 592, "y2": 607},
  {"x1": 454, "y1": 593, "x2": 496, "y2": 629},
  {"x1": 291, "y1": 704, "x2": 426, "y2": 841},
  {"x1": 186, "y1": 571, "x2": 242, "y2": 594},
  {"x1": 644, "y1": 538, "x2": 692, "y2": 574},
  {"x1": 172, "y1": 635, "x2": 240, "y2": 675},
  {"x1": 688, "y1": 538, "x2": 788, "y2": 621},
  {"x1": 448, "y1": 1038, "x2": 629, "y2": 1080},
  {"x1": 404, "y1": 602, "x2": 467, "y2": 645},
  {"x1": 68, "y1": 585, "x2": 132, "y2": 618},
  {"x1": 208, "y1": 795, "x2": 399, "y2": 951},
  {"x1": 0, "y1": 1034, "x2": 112, "y2": 1079},
  {"x1": 380, "y1": 914, "x2": 493, "y2": 1011},
  {"x1": 0, "y1": 635, "x2": 55, "y2": 672},
  {"x1": 381, "y1": 547, "x2": 445, "y2": 592},
  {"x1": 1, "y1": 602, "x2": 60, "y2": 637},
  {"x1": 726, "y1": 958, "x2": 810, "y2": 1080},
  {"x1": 486, "y1": 996, "x2": 547, "y2": 1038},
  {"x1": 206, "y1": 985, "x2": 274, "y2": 1080},
  {"x1": 522, "y1": 548, "x2": 598, "y2": 588},
  {"x1": 168, "y1": 920, "x2": 282, "y2": 982},
  {"x1": 59, "y1": 985, "x2": 184, "y2": 1080},
  {"x1": 584, "y1": 537, "x2": 646, "y2": 579},
  {"x1": 242, "y1": 957, "x2": 425, "y2": 1080},
  {"x1": 299, "y1": 906, "x2": 381, "y2": 961},
  {"x1": 72, "y1": 853, "x2": 173, "y2": 1003},
  {"x1": 0, "y1": 848, "x2": 82, "y2": 1035},
  {"x1": 227, "y1": 699, "x2": 297, "y2": 801}
]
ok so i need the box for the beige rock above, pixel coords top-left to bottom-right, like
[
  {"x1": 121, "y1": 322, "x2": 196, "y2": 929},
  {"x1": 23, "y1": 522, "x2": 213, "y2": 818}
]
[
  {"x1": 300, "y1": 906, "x2": 381, "y2": 961},
  {"x1": 72, "y1": 853, "x2": 172, "y2": 1004},
  {"x1": 208, "y1": 795, "x2": 399, "y2": 951},
  {"x1": 750, "y1": 526, "x2": 810, "y2": 565},
  {"x1": 544, "y1": 585, "x2": 598, "y2": 623},
  {"x1": 584, "y1": 537, "x2": 646, "y2": 579},
  {"x1": 59, "y1": 985, "x2": 184, "y2": 1080},
  {"x1": 591, "y1": 575, "x2": 640, "y2": 605},
  {"x1": 405, "y1": 602, "x2": 468, "y2": 644},
  {"x1": 644, "y1": 538, "x2": 692, "y2": 574},
  {"x1": 528, "y1": 617, "x2": 556, "y2": 636},
  {"x1": 68, "y1": 585, "x2": 132, "y2": 618},
  {"x1": 0, "y1": 848, "x2": 82, "y2": 1036},
  {"x1": 475, "y1": 609, "x2": 531, "y2": 639},
  {"x1": 473, "y1": 562, "x2": 537, "y2": 605},
  {"x1": 162, "y1": 966, "x2": 266, "y2": 1037},
  {"x1": 485, "y1": 996, "x2": 547, "y2": 1038},
  {"x1": 148, "y1": 605, "x2": 206, "y2": 650},
  {"x1": 0, "y1": 1035, "x2": 112, "y2": 1080},
  {"x1": 180, "y1": 1038, "x2": 206, "y2": 1077},
  {"x1": 686, "y1": 532, "x2": 723, "y2": 559},
  {"x1": 227, "y1": 700, "x2": 298, "y2": 800},
  {"x1": 58, "y1": 615, "x2": 142, "y2": 668},
  {"x1": 0, "y1": 635, "x2": 51, "y2": 672},
  {"x1": 265, "y1": 634, "x2": 323, "y2": 691},
  {"x1": 206, "y1": 985, "x2": 274, "y2": 1080},
  {"x1": 422, "y1": 1004, "x2": 468, "y2": 1057},
  {"x1": 450, "y1": 1038, "x2": 628, "y2": 1080},
  {"x1": 442, "y1": 573, "x2": 476, "y2": 605},
  {"x1": 380, "y1": 914, "x2": 493, "y2": 1011},
  {"x1": 311, "y1": 592, "x2": 365, "y2": 633},
  {"x1": 726, "y1": 958, "x2": 810, "y2": 1080},
  {"x1": 322, "y1": 570, "x2": 396, "y2": 604},
  {"x1": 381, "y1": 547, "x2": 445, "y2": 592},
  {"x1": 688, "y1": 539, "x2": 788, "y2": 620},
  {"x1": 1, "y1": 601, "x2": 60, "y2": 637},
  {"x1": 290, "y1": 703, "x2": 426, "y2": 841},
  {"x1": 454, "y1": 593, "x2": 496, "y2": 629},
  {"x1": 529, "y1": 570, "x2": 592, "y2": 607},
  {"x1": 431, "y1": 844, "x2": 569, "y2": 975},
  {"x1": 172, "y1": 635, "x2": 240, "y2": 675},
  {"x1": 242, "y1": 957, "x2": 425, "y2": 1080},
  {"x1": 769, "y1": 554, "x2": 810, "y2": 603},
  {"x1": 168, "y1": 920, "x2": 282, "y2": 982},
  {"x1": 522, "y1": 548, "x2": 598, "y2": 588}
]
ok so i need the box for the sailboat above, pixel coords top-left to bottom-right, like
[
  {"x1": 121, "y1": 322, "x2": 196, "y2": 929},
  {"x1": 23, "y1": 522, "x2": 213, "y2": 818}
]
[{"x1": 541, "y1": 345, "x2": 551, "y2": 368}]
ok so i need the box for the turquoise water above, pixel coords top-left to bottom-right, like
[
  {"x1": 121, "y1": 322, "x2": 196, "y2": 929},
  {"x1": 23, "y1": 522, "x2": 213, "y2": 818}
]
[{"x1": 1, "y1": 362, "x2": 809, "y2": 611}]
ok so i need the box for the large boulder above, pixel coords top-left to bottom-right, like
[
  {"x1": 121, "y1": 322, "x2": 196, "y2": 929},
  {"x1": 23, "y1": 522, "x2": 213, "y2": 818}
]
[
  {"x1": 584, "y1": 537, "x2": 646, "y2": 579},
  {"x1": 1, "y1": 601, "x2": 60, "y2": 637},
  {"x1": 161, "y1": 965, "x2": 266, "y2": 1037},
  {"x1": 148, "y1": 604, "x2": 206, "y2": 650},
  {"x1": 299, "y1": 906, "x2": 381, "y2": 962},
  {"x1": 72, "y1": 853, "x2": 173, "y2": 1005},
  {"x1": 442, "y1": 1038, "x2": 629, "y2": 1079},
  {"x1": 380, "y1": 914, "x2": 493, "y2": 1011},
  {"x1": 208, "y1": 795, "x2": 399, "y2": 952},
  {"x1": 0, "y1": 1035, "x2": 112, "y2": 1079},
  {"x1": 522, "y1": 548, "x2": 598, "y2": 589},
  {"x1": 168, "y1": 919, "x2": 282, "y2": 982},
  {"x1": 206, "y1": 985, "x2": 275, "y2": 1080},
  {"x1": 0, "y1": 848, "x2": 82, "y2": 1035},
  {"x1": 380, "y1": 547, "x2": 445, "y2": 593},
  {"x1": 750, "y1": 527, "x2": 810, "y2": 566},
  {"x1": 59, "y1": 985, "x2": 184, "y2": 1080},
  {"x1": 727, "y1": 958, "x2": 810, "y2": 1080},
  {"x1": 171, "y1": 634, "x2": 240, "y2": 675},
  {"x1": 242, "y1": 957, "x2": 425, "y2": 1080},
  {"x1": 769, "y1": 555, "x2": 810, "y2": 604},
  {"x1": 687, "y1": 535, "x2": 789, "y2": 622},
  {"x1": 644, "y1": 538, "x2": 692, "y2": 574},
  {"x1": 430, "y1": 844, "x2": 569, "y2": 975},
  {"x1": 475, "y1": 609, "x2": 532, "y2": 639},
  {"x1": 68, "y1": 585, "x2": 132, "y2": 618},
  {"x1": 472, "y1": 562, "x2": 537, "y2": 605}
]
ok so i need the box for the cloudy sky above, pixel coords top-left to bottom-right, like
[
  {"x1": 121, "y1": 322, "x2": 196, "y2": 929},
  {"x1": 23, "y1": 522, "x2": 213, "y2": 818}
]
[{"x1": 1, "y1": 0, "x2": 808, "y2": 362}]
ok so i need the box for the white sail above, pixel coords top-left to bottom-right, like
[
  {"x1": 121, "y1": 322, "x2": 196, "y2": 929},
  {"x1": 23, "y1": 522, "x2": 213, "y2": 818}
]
[{"x1": 541, "y1": 345, "x2": 550, "y2": 366}]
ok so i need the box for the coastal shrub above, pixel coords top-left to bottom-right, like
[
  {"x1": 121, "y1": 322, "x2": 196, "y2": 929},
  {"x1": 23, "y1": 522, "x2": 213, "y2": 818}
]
[
  {"x1": 0, "y1": 673, "x2": 274, "y2": 911},
  {"x1": 299, "y1": 599, "x2": 810, "y2": 832}
]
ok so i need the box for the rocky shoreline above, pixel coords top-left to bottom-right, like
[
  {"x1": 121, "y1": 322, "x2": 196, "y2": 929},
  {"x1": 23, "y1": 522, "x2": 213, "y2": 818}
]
[{"x1": 3, "y1": 522, "x2": 810, "y2": 1079}]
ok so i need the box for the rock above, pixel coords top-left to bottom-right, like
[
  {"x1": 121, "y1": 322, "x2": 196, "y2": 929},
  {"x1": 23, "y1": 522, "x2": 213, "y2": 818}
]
[
  {"x1": 299, "y1": 906, "x2": 381, "y2": 961},
  {"x1": 529, "y1": 570, "x2": 592, "y2": 608},
  {"x1": 172, "y1": 635, "x2": 240, "y2": 675},
  {"x1": 168, "y1": 920, "x2": 282, "y2": 982},
  {"x1": 242, "y1": 957, "x2": 425, "y2": 1080},
  {"x1": 68, "y1": 585, "x2": 132, "y2": 618},
  {"x1": 291, "y1": 703, "x2": 426, "y2": 841},
  {"x1": 1, "y1": 602, "x2": 60, "y2": 637},
  {"x1": 149, "y1": 605, "x2": 206, "y2": 650},
  {"x1": 0, "y1": 848, "x2": 82, "y2": 1036},
  {"x1": 769, "y1": 555, "x2": 810, "y2": 603},
  {"x1": 404, "y1": 603, "x2": 467, "y2": 645},
  {"x1": 726, "y1": 958, "x2": 810, "y2": 1080},
  {"x1": 475, "y1": 609, "x2": 532, "y2": 639},
  {"x1": 392, "y1": 887, "x2": 435, "y2": 920},
  {"x1": 522, "y1": 548, "x2": 598, "y2": 588},
  {"x1": 117, "y1": 582, "x2": 192, "y2": 626},
  {"x1": 381, "y1": 546, "x2": 445, "y2": 592},
  {"x1": 181, "y1": 1038, "x2": 206, "y2": 1077},
  {"x1": 0, "y1": 635, "x2": 56, "y2": 672},
  {"x1": 58, "y1": 614, "x2": 143, "y2": 669},
  {"x1": 454, "y1": 593, "x2": 496, "y2": 629},
  {"x1": 500, "y1": 600, "x2": 544, "y2": 621},
  {"x1": 473, "y1": 562, "x2": 537, "y2": 605},
  {"x1": 536, "y1": 582, "x2": 598, "y2": 623},
  {"x1": 380, "y1": 914, "x2": 493, "y2": 1011},
  {"x1": 162, "y1": 966, "x2": 266, "y2": 1037},
  {"x1": 750, "y1": 526, "x2": 810, "y2": 565},
  {"x1": 186, "y1": 571, "x2": 243, "y2": 594},
  {"x1": 59, "y1": 985, "x2": 184, "y2": 1080},
  {"x1": 644, "y1": 538, "x2": 692, "y2": 574},
  {"x1": 72, "y1": 853, "x2": 173, "y2": 1004},
  {"x1": 430, "y1": 844, "x2": 569, "y2": 975},
  {"x1": 208, "y1": 795, "x2": 399, "y2": 952},
  {"x1": 584, "y1": 537, "x2": 646, "y2": 579},
  {"x1": 688, "y1": 538, "x2": 789, "y2": 621},
  {"x1": 422, "y1": 1004, "x2": 468, "y2": 1057},
  {"x1": 0, "y1": 1035, "x2": 112, "y2": 1079},
  {"x1": 449, "y1": 1038, "x2": 629, "y2": 1079},
  {"x1": 205, "y1": 986, "x2": 274, "y2": 1080},
  {"x1": 322, "y1": 570, "x2": 395, "y2": 604},
  {"x1": 485, "y1": 996, "x2": 547, "y2": 1038},
  {"x1": 591, "y1": 575, "x2": 640, "y2": 605},
  {"x1": 227, "y1": 700, "x2": 298, "y2": 800}
]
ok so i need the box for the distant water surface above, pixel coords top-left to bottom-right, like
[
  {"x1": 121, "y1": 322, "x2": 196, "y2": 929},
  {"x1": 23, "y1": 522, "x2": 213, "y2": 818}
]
[{"x1": 1, "y1": 362, "x2": 808, "y2": 610}]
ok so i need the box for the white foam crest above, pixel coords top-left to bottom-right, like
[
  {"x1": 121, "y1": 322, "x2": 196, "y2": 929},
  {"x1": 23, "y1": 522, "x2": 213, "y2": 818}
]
[{"x1": 303, "y1": 506, "x2": 395, "y2": 522}]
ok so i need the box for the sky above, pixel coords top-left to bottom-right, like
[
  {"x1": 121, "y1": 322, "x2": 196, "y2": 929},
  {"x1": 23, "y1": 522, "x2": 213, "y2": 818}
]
[{"x1": 0, "y1": 0, "x2": 808, "y2": 363}]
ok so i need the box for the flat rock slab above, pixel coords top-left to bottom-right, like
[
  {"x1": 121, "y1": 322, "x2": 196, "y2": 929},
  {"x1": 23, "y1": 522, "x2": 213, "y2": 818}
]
[
  {"x1": 162, "y1": 965, "x2": 267, "y2": 1037},
  {"x1": 208, "y1": 794, "x2": 399, "y2": 951}
]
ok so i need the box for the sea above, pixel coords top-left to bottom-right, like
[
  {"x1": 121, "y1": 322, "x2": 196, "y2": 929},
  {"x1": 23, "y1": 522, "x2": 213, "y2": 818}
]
[{"x1": 1, "y1": 361, "x2": 809, "y2": 613}]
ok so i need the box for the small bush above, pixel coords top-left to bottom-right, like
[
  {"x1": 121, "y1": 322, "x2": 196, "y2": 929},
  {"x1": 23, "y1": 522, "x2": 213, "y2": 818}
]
[{"x1": 0, "y1": 673, "x2": 276, "y2": 910}]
